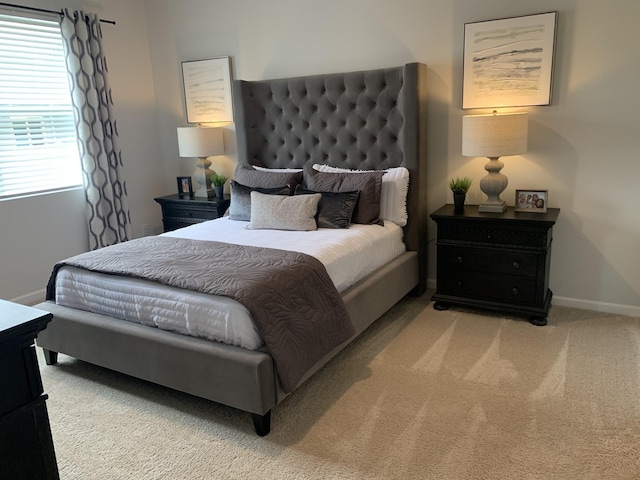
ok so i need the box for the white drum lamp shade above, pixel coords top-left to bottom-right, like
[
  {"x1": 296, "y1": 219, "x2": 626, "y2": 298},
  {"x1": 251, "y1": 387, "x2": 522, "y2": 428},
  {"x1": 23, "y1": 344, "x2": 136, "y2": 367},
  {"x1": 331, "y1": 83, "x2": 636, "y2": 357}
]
[
  {"x1": 462, "y1": 112, "x2": 528, "y2": 212},
  {"x1": 177, "y1": 127, "x2": 224, "y2": 198}
]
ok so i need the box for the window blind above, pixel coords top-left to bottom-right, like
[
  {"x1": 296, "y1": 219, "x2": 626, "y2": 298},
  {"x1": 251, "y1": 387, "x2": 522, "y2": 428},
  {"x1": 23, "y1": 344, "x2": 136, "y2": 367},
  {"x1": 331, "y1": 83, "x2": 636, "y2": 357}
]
[{"x1": 0, "y1": 13, "x2": 81, "y2": 199}]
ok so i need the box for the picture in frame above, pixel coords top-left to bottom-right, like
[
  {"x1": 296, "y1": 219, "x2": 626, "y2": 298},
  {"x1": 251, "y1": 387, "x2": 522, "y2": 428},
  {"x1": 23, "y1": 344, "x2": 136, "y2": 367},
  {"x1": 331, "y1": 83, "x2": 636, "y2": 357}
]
[
  {"x1": 181, "y1": 56, "x2": 233, "y2": 123},
  {"x1": 177, "y1": 176, "x2": 193, "y2": 198},
  {"x1": 515, "y1": 189, "x2": 548, "y2": 213},
  {"x1": 463, "y1": 12, "x2": 557, "y2": 109}
]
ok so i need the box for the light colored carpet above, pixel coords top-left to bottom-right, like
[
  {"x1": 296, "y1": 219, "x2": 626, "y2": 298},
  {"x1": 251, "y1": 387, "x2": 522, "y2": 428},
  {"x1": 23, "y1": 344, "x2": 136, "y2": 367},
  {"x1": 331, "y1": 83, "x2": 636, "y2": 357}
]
[{"x1": 39, "y1": 292, "x2": 640, "y2": 479}]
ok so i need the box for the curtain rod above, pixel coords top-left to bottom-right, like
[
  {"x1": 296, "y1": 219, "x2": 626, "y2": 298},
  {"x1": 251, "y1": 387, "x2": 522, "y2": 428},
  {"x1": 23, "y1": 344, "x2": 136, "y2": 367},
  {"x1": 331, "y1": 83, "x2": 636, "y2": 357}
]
[{"x1": 0, "y1": 2, "x2": 116, "y2": 25}]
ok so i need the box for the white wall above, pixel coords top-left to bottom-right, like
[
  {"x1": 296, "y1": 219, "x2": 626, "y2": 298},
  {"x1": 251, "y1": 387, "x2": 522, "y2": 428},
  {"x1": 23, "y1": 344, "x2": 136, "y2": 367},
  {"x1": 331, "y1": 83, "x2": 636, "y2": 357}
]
[
  {"x1": 2, "y1": 0, "x2": 638, "y2": 315},
  {"x1": 142, "y1": 0, "x2": 640, "y2": 315}
]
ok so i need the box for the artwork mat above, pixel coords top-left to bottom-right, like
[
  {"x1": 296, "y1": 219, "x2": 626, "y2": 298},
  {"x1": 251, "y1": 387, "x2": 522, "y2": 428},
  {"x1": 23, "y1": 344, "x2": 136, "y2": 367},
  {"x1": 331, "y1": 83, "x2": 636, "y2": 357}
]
[
  {"x1": 182, "y1": 57, "x2": 233, "y2": 123},
  {"x1": 515, "y1": 189, "x2": 548, "y2": 213},
  {"x1": 463, "y1": 12, "x2": 557, "y2": 109}
]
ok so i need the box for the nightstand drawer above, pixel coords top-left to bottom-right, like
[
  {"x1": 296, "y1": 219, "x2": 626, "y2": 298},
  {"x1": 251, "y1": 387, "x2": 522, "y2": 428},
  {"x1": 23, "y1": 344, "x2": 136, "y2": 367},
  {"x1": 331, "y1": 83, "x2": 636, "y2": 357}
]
[
  {"x1": 162, "y1": 205, "x2": 220, "y2": 221},
  {"x1": 438, "y1": 223, "x2": 550, "y2": 250},
  {"x1": 438, "y1": 245, "x2": 538, "y2": 278},
  {"x1": 438, "y1": 271, "x2": 537, "y2": 304}
]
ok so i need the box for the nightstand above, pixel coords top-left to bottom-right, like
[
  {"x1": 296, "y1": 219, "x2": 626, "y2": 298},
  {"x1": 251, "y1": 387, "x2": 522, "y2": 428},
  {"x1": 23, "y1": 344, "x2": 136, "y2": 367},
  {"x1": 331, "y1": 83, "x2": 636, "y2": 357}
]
[
  {"x1": 154, "y1": 194, "x2": 230, "y2": 232},
  {"x1": 430, "y1": 204, "x2": 560, "y2": 326},
  {"x1": 1, "y1": 300, "x2": 58, "y2": 479}
]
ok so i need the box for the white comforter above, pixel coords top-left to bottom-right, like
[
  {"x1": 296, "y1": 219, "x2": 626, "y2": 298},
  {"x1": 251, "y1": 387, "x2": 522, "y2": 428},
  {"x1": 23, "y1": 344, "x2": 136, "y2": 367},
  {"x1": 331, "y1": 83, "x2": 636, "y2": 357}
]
[{"x1": 55, "y1": 218, "x2": 405, "y2": 350}]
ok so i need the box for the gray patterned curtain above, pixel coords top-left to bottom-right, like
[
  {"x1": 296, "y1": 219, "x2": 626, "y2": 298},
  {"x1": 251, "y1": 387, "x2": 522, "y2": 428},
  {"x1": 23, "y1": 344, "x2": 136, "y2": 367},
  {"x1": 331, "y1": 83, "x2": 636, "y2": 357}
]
[{"x1": 59, "y1": 9, "x2": 132, "y2": 250}]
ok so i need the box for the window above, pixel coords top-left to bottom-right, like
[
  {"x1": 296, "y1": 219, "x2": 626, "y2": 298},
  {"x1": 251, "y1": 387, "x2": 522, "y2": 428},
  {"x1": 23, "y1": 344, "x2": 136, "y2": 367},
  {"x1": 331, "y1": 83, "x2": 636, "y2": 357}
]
[{"x1": 0, "y1": 13, "x2": 82, "y2": 199}]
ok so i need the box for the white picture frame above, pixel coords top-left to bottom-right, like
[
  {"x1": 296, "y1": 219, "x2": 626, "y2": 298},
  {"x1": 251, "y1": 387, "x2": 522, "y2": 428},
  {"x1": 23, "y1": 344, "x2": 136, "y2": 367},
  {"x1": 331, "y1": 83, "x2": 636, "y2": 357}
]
[
  {"x1": 463, "y1": 12, "x2": 557, "y2": 109},
  {"x1": 181, "y1": 57, "x2": 233, "y2": 123}
]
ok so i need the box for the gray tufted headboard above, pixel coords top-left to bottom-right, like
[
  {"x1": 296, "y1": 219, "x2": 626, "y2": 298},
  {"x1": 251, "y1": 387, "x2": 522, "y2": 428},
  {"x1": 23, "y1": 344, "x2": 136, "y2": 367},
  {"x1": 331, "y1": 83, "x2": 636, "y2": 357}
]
[{"x1": 233, "y1": 63, "x2": 427, "y2": 293}]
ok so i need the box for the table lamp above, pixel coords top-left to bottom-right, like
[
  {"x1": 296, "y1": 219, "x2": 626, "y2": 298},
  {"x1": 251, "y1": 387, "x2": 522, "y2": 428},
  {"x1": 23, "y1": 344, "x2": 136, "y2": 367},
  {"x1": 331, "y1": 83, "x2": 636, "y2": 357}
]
[
  {"x1": 462, "y1": 112, "x2": 528, "y2": 212},
  {"x1": 177, "y1": 126, "x2": 224, "y2": 198}
]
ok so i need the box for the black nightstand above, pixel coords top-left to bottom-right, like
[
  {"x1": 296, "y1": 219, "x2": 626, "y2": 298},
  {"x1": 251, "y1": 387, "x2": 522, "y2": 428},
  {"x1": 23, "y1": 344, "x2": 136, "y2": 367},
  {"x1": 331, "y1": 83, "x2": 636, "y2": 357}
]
[
  {"x1": 1, "y1": 300, "x2": 58, "y2": 479},
  {"x1": 154, "y1": 194, "x2": 230, "y2": 232},
  {"x1": 430, "y1": 204, "x2": 560, "y2": 326}
]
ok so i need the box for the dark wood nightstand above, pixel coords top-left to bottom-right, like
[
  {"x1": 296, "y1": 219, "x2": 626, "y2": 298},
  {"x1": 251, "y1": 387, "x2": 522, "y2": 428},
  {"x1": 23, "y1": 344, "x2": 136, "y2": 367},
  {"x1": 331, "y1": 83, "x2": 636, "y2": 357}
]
[
  {"x1": 154, "y1": 194, "x2": 230, "y2": 232},
  {"x1": 430, "y1": 204, "x2": 560, "y2": 326},
  {"x1": 1, "y1": 300, "x2": 59, "y2": 479}
]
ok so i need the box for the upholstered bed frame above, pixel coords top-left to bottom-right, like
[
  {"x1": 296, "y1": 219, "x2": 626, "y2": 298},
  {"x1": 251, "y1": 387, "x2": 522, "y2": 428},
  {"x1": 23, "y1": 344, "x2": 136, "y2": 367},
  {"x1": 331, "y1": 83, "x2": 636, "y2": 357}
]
[{"x1": 35, "y1": 62, "x2": 427, "y2": 435}]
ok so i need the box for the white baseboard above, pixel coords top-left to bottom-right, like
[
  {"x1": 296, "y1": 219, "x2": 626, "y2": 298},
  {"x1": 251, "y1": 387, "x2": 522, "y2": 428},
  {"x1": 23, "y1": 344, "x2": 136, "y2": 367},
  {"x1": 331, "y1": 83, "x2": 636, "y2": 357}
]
[
  {"x1": 427, "y1": 278, "x2": 639, "y2": 317},
  {"x1": 552, "y1": 296, "x2": 640, "y2": 317},
  {"x1": 11, "y1": 289, "x2": 46, "y2": 306}
]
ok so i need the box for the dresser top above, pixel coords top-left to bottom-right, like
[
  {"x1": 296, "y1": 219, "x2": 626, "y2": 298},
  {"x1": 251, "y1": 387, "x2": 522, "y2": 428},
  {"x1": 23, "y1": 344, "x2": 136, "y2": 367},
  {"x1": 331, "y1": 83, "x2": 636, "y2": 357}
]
[
  {"x1": 0, "y1": 299, "x2": 52, "y2": 337},
  {"x1": 431, "y1": 204, "x2": 560, "y2": 226}
]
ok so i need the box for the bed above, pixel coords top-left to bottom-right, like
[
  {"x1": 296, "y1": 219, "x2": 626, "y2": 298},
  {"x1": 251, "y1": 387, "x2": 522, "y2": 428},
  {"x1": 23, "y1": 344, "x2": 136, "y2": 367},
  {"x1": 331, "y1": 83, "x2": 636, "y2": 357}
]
[{"x1": 35, "y1": 62, "x2": 428, "y2": 436}]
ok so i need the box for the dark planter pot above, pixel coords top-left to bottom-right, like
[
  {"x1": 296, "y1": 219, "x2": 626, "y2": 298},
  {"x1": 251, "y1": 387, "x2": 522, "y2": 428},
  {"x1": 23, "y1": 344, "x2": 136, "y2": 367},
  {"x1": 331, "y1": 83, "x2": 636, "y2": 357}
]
[
  {"x1": 214, "y1": 186, "x2": 224, "y2": 199},
  {"x1": 453, "y1": 193, "x2": 466, "y2": 213}
]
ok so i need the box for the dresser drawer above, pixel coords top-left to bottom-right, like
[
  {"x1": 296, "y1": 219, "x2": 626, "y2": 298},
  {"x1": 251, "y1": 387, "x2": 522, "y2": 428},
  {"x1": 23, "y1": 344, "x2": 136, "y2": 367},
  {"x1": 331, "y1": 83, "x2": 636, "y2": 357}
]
[
  {"x1": 437, "y1": 271, "x2": 537, "y2": 304},
  {"x1": 438, "y1": 223, "x2": 550, "y2": 250},
  {"x1": 162, "y1": 205, "x2": 220, "y2": 221},
  {"x1": 437, "y1": 245, "x2": 538, "y2": 278}
]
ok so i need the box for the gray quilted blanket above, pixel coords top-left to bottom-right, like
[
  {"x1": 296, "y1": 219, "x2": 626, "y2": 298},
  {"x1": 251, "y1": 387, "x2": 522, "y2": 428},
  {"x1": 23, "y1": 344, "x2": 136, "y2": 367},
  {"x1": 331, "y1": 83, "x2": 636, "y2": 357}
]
[{"x1": 46, "y1": 236, "x2": 355, "y2": 392}]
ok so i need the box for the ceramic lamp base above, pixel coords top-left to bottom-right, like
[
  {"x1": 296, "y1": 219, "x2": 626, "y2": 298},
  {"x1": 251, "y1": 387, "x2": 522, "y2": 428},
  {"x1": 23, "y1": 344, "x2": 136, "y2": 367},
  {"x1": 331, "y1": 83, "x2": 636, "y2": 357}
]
[{"x1": 479, "y1": 156, "x2": 508, "y2": 213}]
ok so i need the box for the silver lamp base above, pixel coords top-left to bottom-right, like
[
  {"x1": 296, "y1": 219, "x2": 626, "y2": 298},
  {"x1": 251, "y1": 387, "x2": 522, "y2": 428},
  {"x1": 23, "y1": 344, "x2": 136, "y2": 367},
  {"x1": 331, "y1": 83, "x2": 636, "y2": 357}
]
[{"x1": 478, "y1": 156, "x2": 508, "y2": 213}]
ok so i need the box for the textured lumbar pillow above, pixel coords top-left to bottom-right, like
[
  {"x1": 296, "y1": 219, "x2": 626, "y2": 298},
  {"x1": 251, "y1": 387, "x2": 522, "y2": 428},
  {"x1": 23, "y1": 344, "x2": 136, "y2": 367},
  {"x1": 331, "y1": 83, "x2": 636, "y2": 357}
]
[
  {"x1": 247, "y1": 191, "x2": 321, "y2": 231},
  {"x1": 228, "y1": 180, "x2": 290, "y2": 221}
]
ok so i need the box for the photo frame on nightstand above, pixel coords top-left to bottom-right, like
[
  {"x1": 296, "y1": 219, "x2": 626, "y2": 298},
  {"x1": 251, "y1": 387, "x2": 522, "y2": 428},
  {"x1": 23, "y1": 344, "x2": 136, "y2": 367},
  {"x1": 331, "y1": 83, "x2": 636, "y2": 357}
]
[
  {"x1": 515, "y1": 189, "x2": 548, "y2": 213},
  {"x1": 177, "y1": 176, "x2": 193, "y2": 198}
]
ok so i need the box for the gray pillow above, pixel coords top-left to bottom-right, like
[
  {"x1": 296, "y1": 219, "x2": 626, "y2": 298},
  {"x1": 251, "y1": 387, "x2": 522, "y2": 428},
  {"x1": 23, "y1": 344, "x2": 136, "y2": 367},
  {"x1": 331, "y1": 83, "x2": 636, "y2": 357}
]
[
  {"x1": 295, "y1": 186, "x2": 360, "y2": 229},
  {"x1": 247, "y1": 191, "x2": 321, "y2": 231},
  {"x1": 233, "y1": 164, "x2": 303, "y2": 192},
  {"x1": 302, "y1": 163, "x2": 384, "y2": 225},
  {"x1": 228, "y1": 180, "x2": 290, "y2": 221}
]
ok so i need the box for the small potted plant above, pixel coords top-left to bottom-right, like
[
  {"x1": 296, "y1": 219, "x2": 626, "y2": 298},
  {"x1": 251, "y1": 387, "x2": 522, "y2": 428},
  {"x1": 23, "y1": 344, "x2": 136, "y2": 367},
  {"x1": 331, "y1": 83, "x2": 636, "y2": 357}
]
[
  {"x1": 210, "y1": 173, "x2": 229, "y2": 199},
  {"x1": 449, "y1": 177, "x2": 472, "y2": 213}
]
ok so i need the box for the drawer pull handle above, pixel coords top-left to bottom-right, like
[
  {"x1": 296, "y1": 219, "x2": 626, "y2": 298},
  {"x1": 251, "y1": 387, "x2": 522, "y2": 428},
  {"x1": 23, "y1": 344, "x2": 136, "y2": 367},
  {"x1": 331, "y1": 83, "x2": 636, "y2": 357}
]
[
  {"x1": 457, "y1": 280, "x2": 463, "y2": 287},
  {"x1": 457, "y1": 256, "x2": 463, "y2": 263},
  {"x1": 513, "y1": 261, "x2": 520, "y2": 269},
  {"x1": 512, "y1": 288, "x2": 519, "y2": 295}
]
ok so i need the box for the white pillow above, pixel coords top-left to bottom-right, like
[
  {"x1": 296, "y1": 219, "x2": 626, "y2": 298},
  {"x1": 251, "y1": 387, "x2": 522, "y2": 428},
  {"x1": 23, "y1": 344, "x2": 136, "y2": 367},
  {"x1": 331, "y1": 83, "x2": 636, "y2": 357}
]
[
  {"x1": 313, "y1": 164, "x2": 410, "y2": 226},
  {"x1": 247, "y1": 191, "x2": 321, "y2": 231},
  {"x1": 252, "y1": 165, "x2": 303, "y2": 173}
]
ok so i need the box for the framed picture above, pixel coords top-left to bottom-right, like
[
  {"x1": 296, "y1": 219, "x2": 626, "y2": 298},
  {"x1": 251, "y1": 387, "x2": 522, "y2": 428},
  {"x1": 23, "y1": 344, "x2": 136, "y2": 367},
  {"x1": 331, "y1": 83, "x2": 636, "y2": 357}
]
[
  {"x1": 177, "y1": 176, "x2": 193, "y2": 198},
  {"x1": 463, "y1": 12, "x2": 557, "y2": 109},
  {"x1": 515, "y1": 189, "x2": 548, "y2": 213},
  {"x1": 181, "y1": 56, "x2": 233, "y2": 123}
]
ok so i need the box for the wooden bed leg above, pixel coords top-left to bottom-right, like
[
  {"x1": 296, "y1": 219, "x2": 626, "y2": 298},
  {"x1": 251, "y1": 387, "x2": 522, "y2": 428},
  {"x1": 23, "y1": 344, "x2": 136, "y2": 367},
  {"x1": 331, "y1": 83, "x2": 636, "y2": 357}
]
[
  {"x1": 251, "y1": 411, "x2": 271, "y2": 436},
  {"x1": 42, "y1": 349, "x2": 58, "y2": 365}
]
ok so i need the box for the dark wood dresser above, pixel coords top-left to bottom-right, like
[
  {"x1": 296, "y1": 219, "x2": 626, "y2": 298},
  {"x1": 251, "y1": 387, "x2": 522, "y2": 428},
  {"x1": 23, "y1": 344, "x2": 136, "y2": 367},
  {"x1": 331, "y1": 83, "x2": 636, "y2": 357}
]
[
  {"x1": 430, "y1": 204, "x2": 560, "y2": 325},
  {"x1": 0, "y1": 300, "x2": 58, "y2": 479},
  {"x1": 154, "y1": 193, "x2": 230, "y2": 232}
]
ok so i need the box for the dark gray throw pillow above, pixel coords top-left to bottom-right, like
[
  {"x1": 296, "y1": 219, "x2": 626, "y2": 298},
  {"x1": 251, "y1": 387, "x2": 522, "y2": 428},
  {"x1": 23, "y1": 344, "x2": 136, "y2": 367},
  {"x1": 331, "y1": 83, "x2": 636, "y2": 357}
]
[
  {"x1": 233, "y1": 164, "x2": 303, "y2": 192},
  {"x1": 295, "y1": 186, "x2": 360, "y2": 229},
  {"x1": 302, "y1": 163, "x2": 384, "y2": 225},
  {"x1": 228, "y1": 180, "x2": 290, "y2": 221}
]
